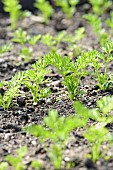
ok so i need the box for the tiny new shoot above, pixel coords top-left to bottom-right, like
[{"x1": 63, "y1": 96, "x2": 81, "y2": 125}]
[
  {"x1": 75, "y1": 95, "x2": 113, "y2": 162},
  {"x1": 106, "y1": 12, "x2": 113, "y2": 37},
  {"x1": 0, "y1": 43, "x2": 13, "y2": 55},
  {"x1": 63, "y1": 27, "x2": 86, "y2": 56},
  {"x1": 44, "y1": 52, "x2": 90, "y2": 100},
  {"x1": 41, "y1": 33, "x2": 56, "y2": 52},
  {"x1": 22, "y1": 60, "x2": 51, "y2": 103},
  {"x1": 0, "y1": 72, "x2": 24, "y2": 110},
  {"x1": 88, "y1": 0, "x2": 112, "y2": 16},
  {"x1": 83, "y1": 13, "x2": 108, "y2": 45},
  {"x1": 74, "y1": 95, "x2": 113, "y2": 125},
  {"x1": 2, "y1": 0, "x2": 22, "y2": 29},
  {"x1": 55, "y1": 0, "x2": 79, "y2": 18},
  {"x1": 89, "y1": 41, "x2": 113, "y2": 90},
  {"x1": 25, "y1": 109, "x2": 86, "y2": 169},
  {"x1": 13, "y1": 28, "x2": 41, "y2": 61},
  {"x1": 0, "y1": 162, "x2": 8, "y2": 170},
  {"x1": 31, "y1": 160, "x2": 43, "y2": 170},
  {"x1": 5, "y1": 146, "x2": 27, "y2": 170},
  {"x1": 34, "y1": 0, "x2": 53, "y2": 23},
  {"x1": 84, "y1": 125, "x2": 113, "y2": 162}
]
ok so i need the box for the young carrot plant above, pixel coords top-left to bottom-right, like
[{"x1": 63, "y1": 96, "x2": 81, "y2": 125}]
[
  {"x1": 97, "y1": 96, "x2": 113, "y2": 115},
  {"x1": 24, "y1": 109, "x2": 86, "y2": 169},
  {"x1": 84, "y1": 125, "x2": 113, "y2": 162},
  {"x1": 0, "y1": 72, "x2": 24, "y2": 110},
  {"x1": 75, "y1": 95, "x2": 113, "y2": 127},
  {"x1": 31, "y1": 160, "x2": 43, "y2": 170},
  {"x1": 0, "y1": 43, "x2": 13, "y2": 55},
  {"x1": 44, "y1": 52, "x2": 90, "y2": 100},
  {"x1": 41, "y1": 28, "x2": 85, "y2": 55},
  {"x1": 106, "y1": 12, "x2": 113, "y2": 29},
  {"x1": 12, "y1": 28, "x2": 41, "y2": 61},
  {"x1": 34, "y1": 0, "x2": 53, "y2": 23},
  {"x1": 2, "y1": 0, "x2": 22, "y2": 29},
  {"x1": 44, "y1": 53, "x2": 75, "y2": 76},
  {"x1": 106, "y1": 12, "x2": 113, "y2": 37},
  {"x1": 5, "y1": 146, "x2": 27, "y2": 170},
  {"x1": 0, "y1": 162, "x2": 8, "y2": 170},
  {"x1": 41, "y1": 33, "x2": 56, "y2": 52},
  {"x1": 88, "y1": 0, "x2": 112, "y2": 16},
  {"x1": 63, "y1": 27, "x2": 86, "y2": 56},
  {"x1": 63, "y1": 27, "x2": 85, "y2": 45},
  {"x1": 88, "y1": 41, "x2": 113, "y2": 90},
  {"x1": 41, "y1": 32, "x2": 68, "y2": 53},
  {"x1": 55, "y1": 0, "x2": 79, "y2": 18},
  {"x1": 54, "y1": 31, "x2": 67, "y2": 51},
  {"x1": 22, "y1": 60, "x2": 51, "y2": 103},
  {"x1": 83, "y1": 13, "x2": 108, "y2": 45},
  {"x1": 75, "y1": 95, "x2": 113, "y2": 162}
]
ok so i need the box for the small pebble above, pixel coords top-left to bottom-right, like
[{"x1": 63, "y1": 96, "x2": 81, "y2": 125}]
[
  {"x1": 64, "y1": 157, "x2": 70, "y2": 162},
  {"x1": 4, "y1": 133, "x2": 11, "y2": 141},
  {"x1": 31, "y1": 140, "x2": 37, "y2": 146}
]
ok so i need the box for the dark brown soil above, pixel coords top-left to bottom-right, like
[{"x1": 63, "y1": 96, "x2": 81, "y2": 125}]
[{"x1": 1, "y1": 2, "x2": 113, "y2": 170}]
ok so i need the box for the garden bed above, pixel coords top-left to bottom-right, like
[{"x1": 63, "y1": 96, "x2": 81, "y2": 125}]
[{"x1": 1, "y1": 1, "x2": 113, "y2": 170}]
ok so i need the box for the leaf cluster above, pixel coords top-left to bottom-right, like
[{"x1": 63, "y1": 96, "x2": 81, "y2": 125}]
[
  {"x1": 35, "y1": 0, "x2": 53, "y2": 23},
  {"x1": 83, "y1": 13, "x2": 108, "y2": 45},
  {"x1": 0, "y1": 72, "x2": 24, "y2": 110},
  {"x1": 25, "y1": 109, "x2": 86, "y2": 168},
  {"x1": 5, "y1": 146, "x2": 27, "y2": 170},
  {"x1": 75, "y1": 96, "x2": 113, "y2": 162},
  {"x1": 88, "y1": 0, "x2": 112, "y2": 16},
  {"x1": 12, "y1": 28, "x2": 41, "y2": 61},
  {"x1": 55, "y1": 0, "x2": 79, "y2": 18},
  {"x1": 2, "y1": 0, "x2": 22, "y2": 29}
]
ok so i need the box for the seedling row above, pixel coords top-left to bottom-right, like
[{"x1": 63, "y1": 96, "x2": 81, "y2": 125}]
[{"x1": 1, "y1": 0, "x2": 113, "y2": 170}]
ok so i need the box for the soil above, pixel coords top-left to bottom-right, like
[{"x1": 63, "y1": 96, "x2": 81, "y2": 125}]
[{"x1": 1, "y1": 2, "x2": 113, "y2": 170}]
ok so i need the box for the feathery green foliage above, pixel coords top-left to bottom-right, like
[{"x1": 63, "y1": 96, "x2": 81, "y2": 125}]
[
  {"x1": 88, "y1": 0, "x2": 112, "y2": 16},
  {"x1": 2, "y1": 0, "x2": 22, "y2": 29},
  {"x1": 83, "y1": 14, "x2": 108, "y2": 45},
  {"x1": 34, "y1": 0, "x2": 53, "y2": 23}
]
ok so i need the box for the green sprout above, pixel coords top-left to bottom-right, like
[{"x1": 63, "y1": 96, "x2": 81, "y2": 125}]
[
  {"x1": 34, "y1": 0, "x2": 53, "y2": 23},
  {"x1": 84, "y1": 125, "x2": 113, "y2": 162},
  {"x1": 0, "y1": 162, "x2": 8, "y2": 170},
  {"x1": 44, "y1": 52, "x2": 90, "y2": 100},
  {"x1": 106, "y1": 12, "x2": 113, "y2": 37},
  {"x1": 83, "y1": 13, "x2": 108, "y2": 45},
  {"x1": 24, "y1": 109, "x2": 86, "y2": 169},
  {"x1": 22, "y1": 60, "x2": 51, "y2": 103},
  {"x1": 40, "y1": 28, "x2": 85, "y2": 55},
  {"x1": 106, "y1": 12, "x2": 113, "y2": 29},
  {"x1": 2, "y1": 0, "x2": 22, "y2": 29},
  {"x1": 31, "y1": 160, "x2": 43, "y2": 170},
  {"x1": 97, "y1": 96, "x2": 113, "y2": 115},
  {"x1": 88, "y1": 41, "x2": 113, "y2": 90},
  {"x1": 12, "y1": 28, "x2": 41, "y2": 61},
  {"x1": 0, "y1": 72, "x2": 24, "y2": 110},
  {"x1": 75, "y1": 95, "x2": 113, "y2": 162},
  {"x1": 12, "y1": 28, "x2": 30, "y2": 44},
  {"x1": 74, "y1": 95, "x2": 113, "y2": 124},
  {"x1": 55, "y1": 0, "x2": 79, "y2": 18},
  {"x1": 5, "y1": 146, "x2": 27, "y2": 170},
  {"x1": 41, "y1": 33, "x2": 56, "y2": 52},
  {"x1": 63, "y1": 27, "x2": 86, "y2": 56},
  {"x1": 88, "y1": 0, "x2": 112, "y2": 16},
  {"x1": 0, "y1": 43, "x2": 13, "y2": 55}
]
